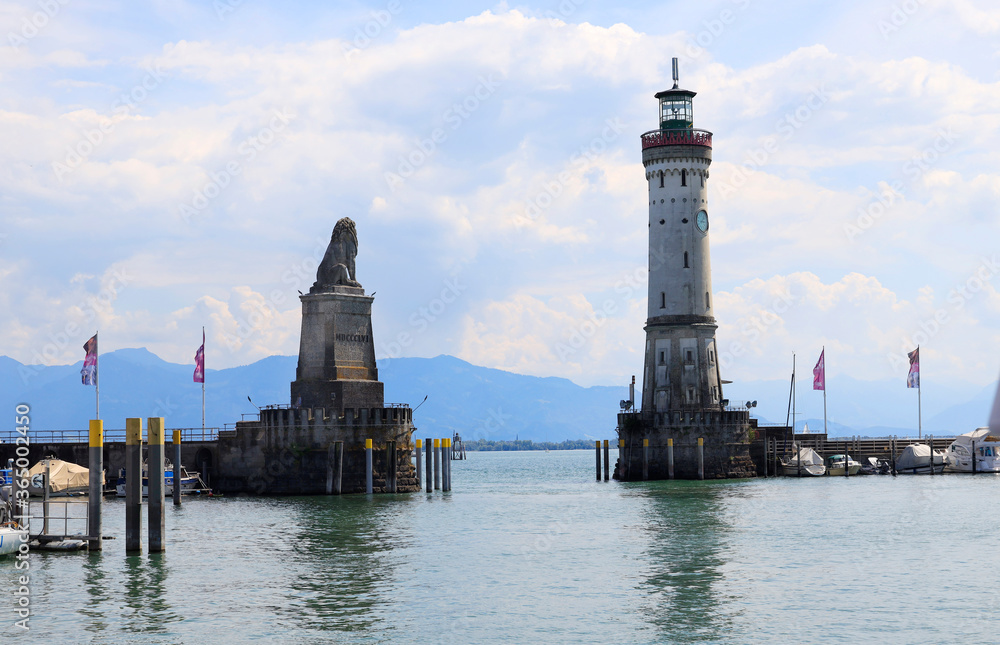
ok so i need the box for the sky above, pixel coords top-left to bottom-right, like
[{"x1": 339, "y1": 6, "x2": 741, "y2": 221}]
[{"x1": 2, "y1": 0, "x2": 999, "y2": 414}]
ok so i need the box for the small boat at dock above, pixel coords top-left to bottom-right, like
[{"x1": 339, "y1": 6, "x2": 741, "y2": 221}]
[
  {"x1": 895, "y1": 444, "x2": 946, "y2": 475},
  {"x1": 780, "y1": 445, "x2": 826, "y2": 477},
  {"x1": 115, "y1": 460, "x2": 209, "y2": 497},
  {"x1": 944, "y1": 428, "x2": 1000, "y2": 473},
  {"x1": 826, "y1": 454, "x2": 861, "y2": 476}
]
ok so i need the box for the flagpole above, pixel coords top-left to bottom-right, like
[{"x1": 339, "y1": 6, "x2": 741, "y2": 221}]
[
  {"x1": 823, "y1": 346, "x2": 827, "y2": 436},
  {"x1": 917, "y1": 344, "x2": 922, "y2": 439},
  {"x1": 95, "y1": 331, "x2": 100, "y2": 420},
  {"x1": 202, "y1": 326, "x2": 206, "y2": 434}
]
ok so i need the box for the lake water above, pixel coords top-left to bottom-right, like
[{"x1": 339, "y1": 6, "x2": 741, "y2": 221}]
[{"x1": 3, "y1": 450, "x2": 998, "y2": 643}]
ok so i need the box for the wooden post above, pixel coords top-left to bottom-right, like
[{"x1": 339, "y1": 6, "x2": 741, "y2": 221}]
[
  {"x1": 88, "y1": 420, "x2": 103, "y2": 550},
  {"x1": 334, "y1": 441, "x2": 343, "y2": 495},
  {"x1": 972, "y1": 440, "x2": 977, "y2": 475},
  {"x1": 697, "y1": 437, "x2": 705, "y2": 480},
  {"x1": 147, "y1": 417, "x2": 166, "y2": 553},
  {"x1": 125, "y1": 417, "x2": 143, "y2": 553},
  {"x1": 365, "y1": 438, "x2": 373, "y2": 494},
  {"x1": 172, "y1": 430, "x2": 182, "y2": 506},
  {"x1": 603, "y1": 440, "x2": 609, "y2": 482},
  {"x1": 425, "y1": 439, "x2": 432, "y2": 492},
  {"x1": 415, "y1": 439, "x2": 422, "y2": 490},
  {"x1": 595, "y1": 440, "x2": 601, "y2": 481},
  {"x1": 667, "y1": 438, "x2": 674, "y2": 480},
  {"x1": 642, "y1": 438, "x2": 649, "y2": 481},
  {"x1": 929, "y1": 434, "x2": 934, "y2": 476},
  {"x1": 42, "y1": 465, "x2": 50, "y2": 536},
  {"x1": 890, "y1": 436, "x2": 896, "y2": 477},
  {"x1": 433, "y1": 438, "x2": 441, "y2": 490}
]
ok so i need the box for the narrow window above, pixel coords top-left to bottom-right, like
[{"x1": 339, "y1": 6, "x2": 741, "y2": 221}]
[
  {"x1": 685, "y1": 349, "x2": 693, "y2": 363},
  {"x1": 659, "y1": 171, "x2": 664, "y2": 188},
  {"x1": 681, "y1": 169, "x2": 687, "y2": 186},
  {"x1": 705, "y1": 291, "x2": 710, "y2": 309},
  {"x1": 683, "y1": 252, "x2": 689, "y2": 268},
  {"x1": 659, "y1": 351, "x2": 665, "y2": 364},
  {"x1": 660, "y1": 292, "x2": 665, "y2": 309},
  {"x1": 709, "y1": 349, "x2": 715, "y2": 363}
]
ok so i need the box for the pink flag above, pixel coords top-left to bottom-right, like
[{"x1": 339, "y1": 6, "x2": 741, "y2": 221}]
[
  {"x1": 193, "y1": 329, "x2": 205, "y2": 383},
  {"x1": 812, "y1": 348, "x2": 825, "y2": 391},
  {"x1": 907, "y1": 347, "x2": 919, "y2": 388},
  {"x1": 81, "y1": 334, "x2": 98, "y2": 386}
]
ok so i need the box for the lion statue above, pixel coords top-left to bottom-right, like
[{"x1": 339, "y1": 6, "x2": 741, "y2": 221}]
[{"x1": 312, "y1": 217, "x2": 362, "y2": 292}]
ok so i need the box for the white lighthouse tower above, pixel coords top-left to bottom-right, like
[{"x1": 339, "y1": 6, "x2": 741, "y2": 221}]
[{"x1": 616, "y1": 59, "x2": 755, "y2": 481}]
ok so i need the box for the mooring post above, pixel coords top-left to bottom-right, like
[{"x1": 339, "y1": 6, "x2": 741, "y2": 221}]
[
  {"x1": 365, "y1": 438, "x2": 373, "y2": 494},
  {"x1": 845, "y1": 438, "x2": 850, "y2": 478},
  {"x1": 433, "y1": 438, "x2": 441, "y2": 490},
  {"x1": 415, "y1": 439, "x2": 422, "y2": 490},
  {"x1": 88, "y1": 420, "x2": 103, "y2": 551},
  {"x1": 147, "y1": 417, "x2": 166, "y2": 553},
  {"x1": 172, "y1": 430, "x2": 182, "y2": 506},
  {"x1": 334, "y1": 441, "x2": 343, "y2": 494},
  {"x1": 443, "y1": 438, "x2": 451, "y2": 492},
  {"x1": 642, "y1": 438, "x2": 649, "y2": 481},
  {"x1": 42, "y1": 465, "x2": 50, "y2": 536},
  {"x1": 929, "y1": 434, "x2": 934, "y2": 476},
  {"x1": 425, "y1": 438, "x2": 432, "y2": 492},
  {"x1": 595, "y1": 440, "x2": 601, "y2": 481},
  {"x1": 667, "y1": 438, "x2": 675, "y2": 480},
  {"x1": 697, "y1": 437, "x2": 705, "y2": 480},
  {"x1": 603, "y1": 440, "x2": 610, "y2": 482},
  {"x1": 387, "y1": 440, "x2": 397, "y2": 493},
  {"x1": 125, "y1": 417, "x2": 143, "y2": 553},
  {"x1": 972, "y1": 440, "x2": 977, "y2": 475},
  {"x1": 891, "y1": 436, "x2": 897, "y2": 477}
]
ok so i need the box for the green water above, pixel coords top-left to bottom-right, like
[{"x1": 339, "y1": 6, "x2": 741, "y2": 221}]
[{"x1": 2, "y1": 450, "x2": 997, "y2": 643}]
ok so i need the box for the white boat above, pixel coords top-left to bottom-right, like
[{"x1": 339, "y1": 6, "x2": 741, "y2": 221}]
[
  {"x1": 115, "y1": 460, "x2": 208, "y2": 497},
  {"x1": 944, "y1": 428, "x2": 1000, "y2": 473},
  {"x1": 895, "y1": 444, "x2": 946, "y2": 475},
  {"x1": 0, "y1": 495, "x2": 28, "y2": 557},
  {"x1": 826, "y1": 454, "x2": 861, "y2": 476},
  {"x1": 781, "y1": 445, "x2": 826, "y2": 477}
]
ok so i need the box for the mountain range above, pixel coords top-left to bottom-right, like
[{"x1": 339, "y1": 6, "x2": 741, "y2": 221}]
[{"x1": 1, "y1": 349, "x2": 995, "y2": 440}]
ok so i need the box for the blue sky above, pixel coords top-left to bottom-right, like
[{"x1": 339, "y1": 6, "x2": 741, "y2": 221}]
[{"x1": 2, "y1": 0, "x2": 999, "y2": 418}]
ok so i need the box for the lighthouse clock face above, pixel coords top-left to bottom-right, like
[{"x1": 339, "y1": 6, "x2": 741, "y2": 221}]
[{"x1": 696, "y1": 210, "x2": 709, "y2": 233}]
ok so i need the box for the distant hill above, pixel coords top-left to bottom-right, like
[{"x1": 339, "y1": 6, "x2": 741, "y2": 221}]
[
  {"x1": 1, "y1": 349, "x2": 994, "y2": 439},
  {"x1": 0, "y1": 351, "x2": 625, "y2": 442}
]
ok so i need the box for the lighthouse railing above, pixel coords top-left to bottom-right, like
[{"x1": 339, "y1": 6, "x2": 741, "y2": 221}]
[{"x1": 641, "y1": 128, "x2": 713, "y2": 149}]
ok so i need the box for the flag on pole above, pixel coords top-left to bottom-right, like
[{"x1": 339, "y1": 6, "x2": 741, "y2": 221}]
[
  {"x1": 907, "y1": 347, "x2": 920, "y2": 388},
  {"x1": 81, "y1": 334, "x2": 98, "y2": 386},
  {"x1": 812, "y1": 349, "x2": 825, "y2": 391},
  {"x1": 194, "y1": 329, "x2": 205, "y2": 383}
]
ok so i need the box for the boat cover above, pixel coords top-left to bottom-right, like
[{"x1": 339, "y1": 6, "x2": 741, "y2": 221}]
[
  {"x1": 896, "y1": 444, "x2": 943, "y2": 470},
  {"x1": 28, "y1": 458, "x2": 100, "y2": 493},
  {"x1": 791, "y1": 447, "x2": 824, "y2": 466}
]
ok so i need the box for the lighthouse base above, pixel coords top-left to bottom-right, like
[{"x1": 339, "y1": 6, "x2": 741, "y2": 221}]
[{"x1": 614, "y1": 409, "x2": 757, "y2": 480}]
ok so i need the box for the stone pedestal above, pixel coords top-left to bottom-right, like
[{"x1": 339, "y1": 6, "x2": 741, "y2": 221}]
[{"x1": 290, "y1": 286, "x2": 384, "y2": 415}]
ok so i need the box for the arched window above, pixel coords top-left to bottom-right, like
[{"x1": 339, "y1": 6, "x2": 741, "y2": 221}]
[
  {"x1": 683, "y1": 252, "x2": 689, "y2": 268},
  {"x1": 705, "y1": 291, "x2": 710, "y2": 309},
  {"x1": 660, "y1": 292, "x2": 665, "y2": 309},
  {"x1": 681, "y1": 169, "x2": 687, "y2": 186},
  {"x1": 659, "y1": 171, "x2": 664, "y2": 188}
]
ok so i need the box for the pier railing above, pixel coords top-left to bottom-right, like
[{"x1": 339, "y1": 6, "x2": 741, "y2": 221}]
[{"x1": 0, "y1": 427, "x2": 221, "y2": 444}]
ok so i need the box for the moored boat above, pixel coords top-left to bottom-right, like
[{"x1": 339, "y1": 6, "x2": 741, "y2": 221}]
[
  {"x1": 0, "y1": 495, "x2": 28, "y2": 557},
  {"x1": 115, "y1": 460, "x2": 208, "y2": 497},
  {"x1": 895, "y1": 444, "x2": 946, "y2": 475},
  {"x1": 826, "y1": 454, "x2": 861, "y2": 476},
  {"x1": 780, "y1": 445, "x2": 826, "y2": 477},
  {"x1": 944, "y1": 428, "x2": 1000, "y2": 473}
]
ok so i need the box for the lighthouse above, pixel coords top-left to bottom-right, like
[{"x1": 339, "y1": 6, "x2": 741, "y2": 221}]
[{"x1": 615, "y1": 59, "x2": 756, "y2": 481}]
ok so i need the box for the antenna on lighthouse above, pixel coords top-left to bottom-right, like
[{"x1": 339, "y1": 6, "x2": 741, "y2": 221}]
[{"x1": 672, "y1": 57, "x2": 679, "y2": 89}]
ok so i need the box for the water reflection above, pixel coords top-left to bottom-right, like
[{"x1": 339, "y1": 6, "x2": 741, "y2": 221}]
[
  {"x1": 637, "y1": 480, "x2": 743, "y2": 642},
  {"x1": 112, "y1": 552, "x2": 179, "y2": 635},
  {"x1": 291, "y1": 494, "x2": 418, "y2": 635}
]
